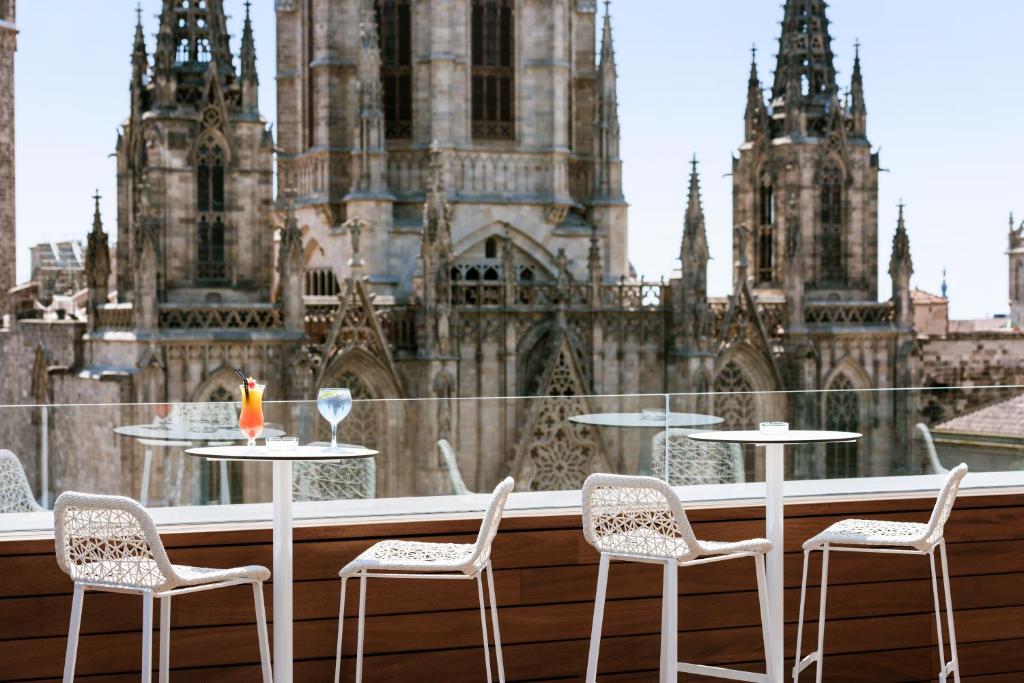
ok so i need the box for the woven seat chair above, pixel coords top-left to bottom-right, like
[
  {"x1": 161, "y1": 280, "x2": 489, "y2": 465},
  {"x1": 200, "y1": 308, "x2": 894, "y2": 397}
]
[
  {"x1": 438, "y1": 439, "x2": 472, "y2": 495},
  {"x1": 54, "y1": 492, "x2": 272, "y2": 683},
  {"x1": 793, "y1": 463, "x2": 968, "y2": 683},
  {"x1": 334, "y1": 477, "x2": 515, "y2": 683},
  {"x1": 0, "y1": 449, "x2": 43, "y2": 512},
  {"x1": 582, "y1": 473, "x2": 773, "y2": 683},
  {"x1": 293, "y1": 442, "x2": 376, "y2": 501},
  {"x1": 650, "y1": 430, "x2": 745, "y2": 485}
]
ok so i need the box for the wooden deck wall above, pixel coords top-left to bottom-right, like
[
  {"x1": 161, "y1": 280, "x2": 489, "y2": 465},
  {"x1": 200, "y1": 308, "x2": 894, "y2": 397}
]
[{"x1": 2, "y1": 491, "x2": 1024, "y2": 681}]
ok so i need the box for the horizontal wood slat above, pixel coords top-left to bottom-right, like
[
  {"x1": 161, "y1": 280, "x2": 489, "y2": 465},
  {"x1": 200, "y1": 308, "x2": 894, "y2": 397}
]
[{"x1": 3, "y1": 492, "x2": 1024, "y2": 681}]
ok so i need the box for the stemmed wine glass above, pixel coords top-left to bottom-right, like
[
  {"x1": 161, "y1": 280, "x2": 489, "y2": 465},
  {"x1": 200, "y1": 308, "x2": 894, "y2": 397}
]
[{"x1": 317, "y1": 388, "x2": 352, "y2": 452}]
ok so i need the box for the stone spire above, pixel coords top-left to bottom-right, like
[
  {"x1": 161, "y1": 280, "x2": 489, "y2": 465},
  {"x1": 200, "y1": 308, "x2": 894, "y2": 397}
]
[
  {"x1": 239, "y1": 0, "x2": 258, "y2": 111},
  {"x1": 594, "y1": 0, "x2": 622, "y2": 200},
  {"x1": 420, "y1": 142, "x2": 454, "y2": 356},
  {"x1": 678, "y1": 156, "x2": 709, "y2": 347},
  {"x1": 131, "y1": 4, "x2": 148, "y2": 91},
  {"x1": 849, "y1": 40, "x2": 866, "y2": 137},
  {"x1": 744, "y1": 45, "x2": 768, "y2": 142},
  {"x1": 771, "y1": 0, "x2": 838, "y2": 130},
  {"x1": 889, "y1": 200, "x2": 914, "y2": 328},
  {"x1": 85, "y1": 191, "x2": 111, "y2": 316},
  {"x1": 681, "y1": 155, "x2": 709, "y2": 273},
  {"x1": 153, "y1": 0, "x2": 236, "y2": 107},
  {"x1": 278, "y1": 188, "x2": 306, "y2": 333},
  {"x1": 350, "y1": 0, "x2": 389, "y2": 196}
]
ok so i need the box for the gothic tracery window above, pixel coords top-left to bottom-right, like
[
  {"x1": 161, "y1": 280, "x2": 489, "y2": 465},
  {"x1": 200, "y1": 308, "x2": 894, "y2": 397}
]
[
  {"x1": 824, "y1": 374, "x2": 859, "y2": 478},
  {"x1": 471, "y1": 0, "x2": 515, "y2": 140},
  {"x1": 757, "y1": 182, "x2": 775, "y2": 284},
  {"x1": 713, "y1": 360, "x2": 758, "y2": 480},
  {"x1": 819, "y1": 162, "x2": 844, "y2": 284},
  {"x1": 377, "y1": 0, "x2": 413, "y2": 138},
  {"x1": 196, "y1": 141, "x2": 226, "y2": 282},
  {"x1": 326, "y1": 371, "x2": 381, "y2": 452}
]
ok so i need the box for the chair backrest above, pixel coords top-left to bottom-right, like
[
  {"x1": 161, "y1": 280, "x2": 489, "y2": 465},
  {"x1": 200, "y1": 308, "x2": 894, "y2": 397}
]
[
  {"x1": 293, "y1": 457, "x2": 376, "y2": 501},
  {"x1": 467, "y1": 477, "x2": 515, "y2": 570},
  {"x1": 923, "y1": 463, "x2": 968, "y2": 547},
  {"x1": 0, "y1": 450, "x2": 43, "y2": 513},
  {"x1": 172, "y1": 401, "x2": 238, "y2": 429},
  {"x1": 582, "y1": 473, "x2": 702, "y2": 562},
  {"x1": 53, "y1": 491, "x2": 178, "y2": 590},
  {"x1": 915, "y1": 423, "x2": 948, "y2": 474},
  {"x1": 438, "y1": 439, "x2": 472, "y2": 495},
  {"x1": 650, "y1": 430, "x2": 745, "y2": 486}
]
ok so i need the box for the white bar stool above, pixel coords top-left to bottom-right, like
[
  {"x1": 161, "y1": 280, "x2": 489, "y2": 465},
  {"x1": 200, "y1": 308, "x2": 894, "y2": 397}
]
[
  {"x1": 54, "y1": 492, "x2": 273, "y2": 683},
  {"x1": 334, "y1": 477, "x2": 514, "y2": 683},
  {"x1": 793, "y1": 463, "x2": 968, "y2": 683},
  {"x1": 582, "y1": 473, "x2": 774, "y2": 683}
]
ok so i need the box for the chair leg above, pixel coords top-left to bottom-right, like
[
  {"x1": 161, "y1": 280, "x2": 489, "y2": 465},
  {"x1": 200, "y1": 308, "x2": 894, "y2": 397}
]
[
  {"x1": 485, "y1": 562, "x2": 506, "y2": 683},
  {"x1": 355, "y1": 574, "x2": 367, "y2": 683},
  {"x1": 334, "y1": 577, "x2": 349, "y2": 683},
  {"x1": 929, "y1": 548, "x2": 949, "y2": 682},
  {"x1": 159, "y1": 596, "x2": 171, "y2": 683},
  {"x1": 142, "y1": 591, "x2": 154, "y2": 683},
  {"x1": 660, "y1": 560, "x2": 670, "y2": 683},
  {"x1": 252, "y1": 582, "x2": 273, "y2": 683},
  {"x1": 814, "y1": 545, "x2": 830, "y2": 683},
  {"x1": 754, "y1": 554, "x2": 773, "y2": 680},
  {"x1": 939, "y1": 542, "x2": 961, "y2": 683},
  {"x1": 793, "y1": 549, "x2": 811, "y2": 681},
  {"x1": 476, "y1": 572, "x2": 495, "y2": 682},
  {"x1": 664, "y1": 562, "x2": 678, "y2": 682},
  {"x1": 62, "y1": 583, "x2": 85, "y2": 683},
  {"x1": 585, "y1": 554, "x2": 610, "y2": 683}
]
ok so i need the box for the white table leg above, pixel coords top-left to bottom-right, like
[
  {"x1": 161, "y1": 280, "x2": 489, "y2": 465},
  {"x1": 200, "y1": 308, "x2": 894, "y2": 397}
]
[
  {"x1": 220, "y1": 460, "x2": 231, "y2": 505},
  {"x1": 764, "y1": 443, "x2": 785, "y2": 683},
  {"x1": 272, "y1": 460, "x2": 294, "y2": 683},
  {"x1": 141, "y1": 448, "x2": 153, "y2": 506}
]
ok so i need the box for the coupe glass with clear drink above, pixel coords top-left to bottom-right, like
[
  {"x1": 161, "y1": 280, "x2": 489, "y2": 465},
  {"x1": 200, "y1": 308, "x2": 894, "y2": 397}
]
[{"x1": 317, "y1": 388, "x2": 352, "y2": 451}]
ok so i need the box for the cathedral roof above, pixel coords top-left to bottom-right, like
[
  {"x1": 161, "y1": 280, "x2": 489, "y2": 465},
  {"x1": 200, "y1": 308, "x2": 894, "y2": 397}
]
[{"x1": 934, "y1": 391, "x2": 1024, "y2": 438}]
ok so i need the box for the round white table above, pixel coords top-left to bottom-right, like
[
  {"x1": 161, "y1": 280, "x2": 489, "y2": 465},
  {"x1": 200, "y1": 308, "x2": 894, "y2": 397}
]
[
  {"x1": 570, "y1": 412, "x2": 725, "y2": 475},
  {"x1": 687, "y1": 429, "x2": 861, "y2": 683},
  {"x1": 115, "y1": 423, "x2": 285, "y2": 505},
  {"x1": 185, "y1": 443, "x2": 378, "y2": 683}
]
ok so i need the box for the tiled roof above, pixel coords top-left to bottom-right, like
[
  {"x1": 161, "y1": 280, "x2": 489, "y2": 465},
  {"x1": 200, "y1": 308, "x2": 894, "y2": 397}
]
[
  {"x1": 911, "y1": 288, "x2": 946, "y2": 304},
  {"x1": 934, "y1": 392, "x2": 1024, "y2": 437},
  {"x1": 949, "y1": 318, "x2": 1014, "y2": 333}
]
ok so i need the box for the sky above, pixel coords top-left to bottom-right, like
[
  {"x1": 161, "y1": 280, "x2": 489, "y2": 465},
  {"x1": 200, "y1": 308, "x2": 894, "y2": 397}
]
[{"x1": 12, "y1": 1, "x2": 1024, "y2": 319}]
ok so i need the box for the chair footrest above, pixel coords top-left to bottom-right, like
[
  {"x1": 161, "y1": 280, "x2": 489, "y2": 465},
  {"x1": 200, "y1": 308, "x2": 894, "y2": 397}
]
[
  {"x1": 941, "y1": 660, "x2": 957, "y2": 679},
  {"x1": 793, "y1": 652, "x2": 818, "y2": 675},
  {"x1": 677, "y1": 662, "x2": 768, "y2": 683}
]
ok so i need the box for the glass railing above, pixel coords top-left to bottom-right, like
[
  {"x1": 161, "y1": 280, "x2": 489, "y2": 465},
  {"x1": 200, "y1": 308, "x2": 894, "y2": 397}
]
[{"x1": 1, "y1": 384, "x2": 1022, "y2": 530}]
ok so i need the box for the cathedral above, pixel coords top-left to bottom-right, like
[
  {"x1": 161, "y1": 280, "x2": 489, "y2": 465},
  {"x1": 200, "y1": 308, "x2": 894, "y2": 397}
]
[{"x1": 1, "y1": 0, "x2": 1022, "y2": 503}]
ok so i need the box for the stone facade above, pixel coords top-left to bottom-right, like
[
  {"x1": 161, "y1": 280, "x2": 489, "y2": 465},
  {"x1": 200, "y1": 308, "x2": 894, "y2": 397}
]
[
  {"x1": 0, "y1": 1, "x2": 15, "y2": 318},
  {"x1": 1009, "y1": 213, "x2": 1024, "y2": 328}
]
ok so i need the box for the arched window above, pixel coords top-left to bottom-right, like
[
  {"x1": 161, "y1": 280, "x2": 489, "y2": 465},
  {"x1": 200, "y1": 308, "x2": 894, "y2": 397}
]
[
  {"x1": 819, "y1": 162, "x2": 844, "y2": 284},
  {"x1": 824, "y1": 374, "x2": 859, "y2": 478},
  {"x1": 196, "y1": 141, "x2": 227, "y2": 282},
  {"x1": 325, "y1": 372, "x2": 381, "y2": 452},
  {"x1": 713, "y1": 360, "x2": 758, "y2": 480},
  {"x1": 757, "y1": 182, "x2": 774, "y2": 284},
  {"x1": 471, "y1": 0, "x2": 514, "y2": 139},
  {"x1": 377, "y1": 0, "x2": 412, "y2": 138},
  {"x1": 485, "y1": 237, "x2": 498, "y2": 258}
]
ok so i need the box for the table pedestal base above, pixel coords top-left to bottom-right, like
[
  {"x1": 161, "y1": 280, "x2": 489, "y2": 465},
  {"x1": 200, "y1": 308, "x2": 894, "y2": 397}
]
[
  {"x1": 272, "y1": 460, "x2": 293, "y2": 683},
  {"x1": 764, "y1": 443, "x2": 784, "y2": 683}
]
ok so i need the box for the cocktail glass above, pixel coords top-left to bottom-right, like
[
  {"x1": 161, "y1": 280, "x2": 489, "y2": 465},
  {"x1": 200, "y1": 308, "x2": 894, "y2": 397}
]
[
  {"x1": 239, "y1": 383, "x2": 266, "y2": 448},
  {"x1": 317, "y1": 388, "x2": 352, "y2": 452}
]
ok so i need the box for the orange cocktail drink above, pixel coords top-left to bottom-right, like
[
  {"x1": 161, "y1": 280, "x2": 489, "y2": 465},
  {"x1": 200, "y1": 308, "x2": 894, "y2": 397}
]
[{"x1": 238, "y1": 379, "x2": 265, "y2": 447}]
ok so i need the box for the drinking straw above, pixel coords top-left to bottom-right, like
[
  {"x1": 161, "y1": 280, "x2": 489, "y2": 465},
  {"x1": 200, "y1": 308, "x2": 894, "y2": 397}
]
[{"x1": 234, "y1": 368, "x2": 250, "y2": 400}]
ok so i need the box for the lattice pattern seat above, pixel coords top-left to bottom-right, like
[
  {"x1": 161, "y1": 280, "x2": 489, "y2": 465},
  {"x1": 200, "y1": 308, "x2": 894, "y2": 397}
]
[
  {"x1": 582, "y1": 474, "x2": 773, "y2": 682},
  {"x1": 334, "y1": 478, "x2": 515, "y2": 683},
  {"x1": 650, "y1": 430, "x2": 745, "y2": 486},
  {"x1": 794, "y1": 464, "x2": 969, "y2": 682},
  {"x1": 0, "y1": 450, "x2": 43, "y2": 513},
  {"x1": 54, "y1": 492, "x2": 272, "y2": 682}
]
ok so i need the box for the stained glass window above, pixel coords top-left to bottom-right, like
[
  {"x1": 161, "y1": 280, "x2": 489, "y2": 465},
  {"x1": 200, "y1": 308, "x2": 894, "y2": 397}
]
[
  {"x1": 471, "y1": 0, "x2": 514, "y2": 139},
  {"x1": 820, "y1": 162, "x2": 844, "y2": 284},
  {"x1": 196, "y1": 142, "x2": 226, "y2": 282},
  {"x1": 824, "y1": 374, "x2": 859, "y2": 477}
]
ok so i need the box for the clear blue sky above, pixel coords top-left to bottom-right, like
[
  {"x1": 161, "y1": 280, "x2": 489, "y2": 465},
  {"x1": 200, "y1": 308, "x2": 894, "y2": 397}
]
[{"x1": 13, "y1": 1, "x2": 1024, "y2": 319}]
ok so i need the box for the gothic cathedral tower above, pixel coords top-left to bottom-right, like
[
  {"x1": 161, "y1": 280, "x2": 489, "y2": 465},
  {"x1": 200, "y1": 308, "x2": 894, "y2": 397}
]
[
  {"x1": 733, "y1": 0, "x2": 878, "y2": 315},
  {"x1": 115, "y1": 0, "x2": 274, "y2": 321},
  {"x1": 0, "y1": 0, "x2": 15, "y2": 318}
]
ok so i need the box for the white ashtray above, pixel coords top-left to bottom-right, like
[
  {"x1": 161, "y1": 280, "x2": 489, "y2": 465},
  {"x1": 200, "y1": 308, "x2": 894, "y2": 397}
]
[
  {"x1": 641, "y1": 409, "x2": 666, "y2": 421},
  {"x1": 759, "y1": 421, "x2": 789, "y2": 434}
]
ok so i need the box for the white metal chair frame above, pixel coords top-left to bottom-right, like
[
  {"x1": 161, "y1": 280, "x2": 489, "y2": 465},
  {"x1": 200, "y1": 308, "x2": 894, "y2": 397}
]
[
  {"x1": 582, "y1": 473, "x2": 774, "y2": 683},
  {"x1": 916, "y1": 422, "x2": 949, "y2": 474},
  {"x1": 334, "y1": 477, "x2": 514, "y2": 683},
  {"x1": 0, "y1": 449, "x2": 44, "y2": 512},
  {"x1": 54, "y1": 492, "x2": 272, "y2": 683},
  {"x1": 793, "y1": 463, "x2": 968, "y2": 683},
  {"x1": 438, "y1": 438, "x2": 473, "y2": 495}
]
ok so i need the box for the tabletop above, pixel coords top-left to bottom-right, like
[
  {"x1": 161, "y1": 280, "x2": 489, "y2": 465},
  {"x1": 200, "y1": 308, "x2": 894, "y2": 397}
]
[
  {"x1": 116, "y1": 423, "x2": 286, "y2": 442},
  {"x1": 185, "y1": 444, "x2": 379, "y2": 462},
  {"x1": 569, "y1": 412, "x2": 725, "y2": 429},
  {"x1": 687, "y1": 429, "x2": 862, "y2": 444}
]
